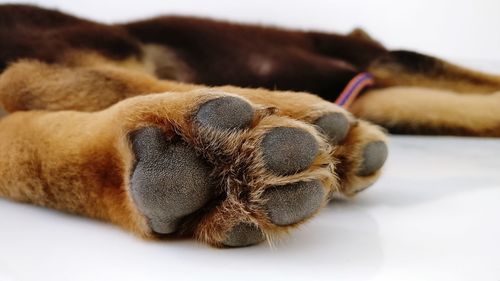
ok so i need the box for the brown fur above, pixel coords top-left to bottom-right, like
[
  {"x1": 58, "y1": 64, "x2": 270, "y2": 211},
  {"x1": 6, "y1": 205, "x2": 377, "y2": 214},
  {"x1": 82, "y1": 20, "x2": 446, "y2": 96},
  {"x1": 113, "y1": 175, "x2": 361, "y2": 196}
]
[
  {"x1": 0, "y1": 4, "x2": 498, "y2": 246},
  {"x1": 0, "y1": 60, "x2": 383, "y2": 195},
  {"x1": 351, "y1": 87, "x2": 500, "y2": 136},
  {"x1": 2, "y1": 4, "x2": 499, "y2": 136},
  {"x1": 0, "y1": 58, "x2": 386, "y2": 245},
  {"x1": 368, "y1": 50, "x2": 500, "y2": 93},
  {"x1": 0, "y1": 5, "x2": 141, "y2": 71},
  {"x1": 0, "y1": 108, "x2": 148, "y2": 236},
  {"x1": 123, "y1": 16, "x2": 385, "y2": 95},
  {"x1": 0, "y1": 88, "x2": 339, "y2": 245}
]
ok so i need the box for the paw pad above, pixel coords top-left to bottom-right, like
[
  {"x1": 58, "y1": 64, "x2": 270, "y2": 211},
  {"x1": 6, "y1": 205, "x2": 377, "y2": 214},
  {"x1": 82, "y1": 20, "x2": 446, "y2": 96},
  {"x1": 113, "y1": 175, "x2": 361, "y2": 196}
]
[
  {"x1": 127, "y1": 93, "x2": 332, "y2": 246},
  {"x1": 195, "y1": 96, "x2": 254, "y2": 130},
  {"x1": 222, "y1": 223, "x2": 265, "y2": 247},
  {"x1": 357, "y1": 141, "x2": 388, "y2": 176},
  {"x1": 261, "y1": 127, "x2": 319, "y2": 175},
  {"x1": 314, "y1": 112, "x2": 349, "y2": 144},
  {"x1": 130, "y1": 127, "x2": 215, "y2": 234},
  {"x1": 263, "y1": 180, "x2": 325, "y2": 226}
]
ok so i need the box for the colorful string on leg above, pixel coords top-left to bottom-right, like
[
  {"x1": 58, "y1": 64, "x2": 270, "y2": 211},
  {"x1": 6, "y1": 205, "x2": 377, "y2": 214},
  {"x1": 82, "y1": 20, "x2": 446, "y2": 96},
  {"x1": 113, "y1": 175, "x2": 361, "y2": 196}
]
[{"x1": 334, "y1": 72, "x2": 375, "y2": 108}]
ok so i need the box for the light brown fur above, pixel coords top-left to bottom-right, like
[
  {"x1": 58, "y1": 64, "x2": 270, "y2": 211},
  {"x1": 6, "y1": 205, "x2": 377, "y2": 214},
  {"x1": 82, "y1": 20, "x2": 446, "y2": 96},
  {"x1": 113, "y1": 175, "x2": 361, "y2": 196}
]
[
  {"x1": 351, "y1": 87, "x2": 500, "y2": 136},
  {"x1": 368, "y1": 59, "x2": 500, "y2": 94},
  {"x1": 1, "y1": 4, "x2": 498, "y2": 247},
  {"x1": 0, "y1": 60, "x2": 384, "y2": 194},
  {"x1": 0, "y1": 59, "x2": 388, "y2": 245},
  {"x1": 0, "y1": 89, "x2": 339, "y2": 245},
  {"x1": 0, "y1": 108, "x2": 148, "y2": 236}
]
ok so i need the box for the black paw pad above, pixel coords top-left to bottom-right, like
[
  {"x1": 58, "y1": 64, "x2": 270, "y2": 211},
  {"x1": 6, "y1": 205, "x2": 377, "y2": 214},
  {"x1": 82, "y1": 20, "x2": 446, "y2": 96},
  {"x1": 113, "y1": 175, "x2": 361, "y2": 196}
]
[
  {"x1": 222, "y1": 223, "x2": 265, "y2": 247},
  {"x1": 130, "y1": 127, "x2": 215, "y2": 234},
  {"x1": 314, "y1": 113, "x2": 349, "y2": 144},
  {"x1": 195, "y1": 96, "x2": 254, "y2": 130},
  {"x1": 263, "y1": 180, "x2": 325, "y2": 226},
  {"x1": 357, "y1": 141, "x2": 388, "y2": 176},
  {"x1": 261, "y1": 127, "x2": 319, "y2": 175}
]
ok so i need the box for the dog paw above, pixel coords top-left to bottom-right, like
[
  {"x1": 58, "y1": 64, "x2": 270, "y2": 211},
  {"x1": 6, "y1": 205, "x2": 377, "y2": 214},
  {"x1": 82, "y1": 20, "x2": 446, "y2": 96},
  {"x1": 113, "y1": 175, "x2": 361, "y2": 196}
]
[
  {"x1": 216, "y1": 88, "x2": 388, "y2": 197},
  {"x1": 290, "y1": 107, "x2": 388, "y2": 197},
  {"x1": 318, "y1": 117, "x2": 388, "y2": 196},
  {"x1": 118, "y1": 91, "x2": 334, "y2": 247}
]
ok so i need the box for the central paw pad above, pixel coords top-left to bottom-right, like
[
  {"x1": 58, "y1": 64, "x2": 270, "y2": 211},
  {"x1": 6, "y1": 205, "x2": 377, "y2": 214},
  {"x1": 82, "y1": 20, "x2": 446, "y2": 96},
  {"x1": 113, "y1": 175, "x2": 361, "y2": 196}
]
[{"x1": 130, "y1": 127, "x2": 214, "y2": 234}]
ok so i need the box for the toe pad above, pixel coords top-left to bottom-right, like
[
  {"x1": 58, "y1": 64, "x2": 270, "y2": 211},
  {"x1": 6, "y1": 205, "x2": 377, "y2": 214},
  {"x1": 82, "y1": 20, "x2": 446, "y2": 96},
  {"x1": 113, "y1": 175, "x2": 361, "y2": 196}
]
[
  {"x1": 223, "y1": 223, "x2": 265, "y2": 247},
  {"x1": 314, "y1": 113, "x2": 349, "y2": 144},
  {"x1": 263, "y1": 180, "x2": 325, "y2": 226},
  {"x1": 195, "y1": 96, "x2": 254, "y2": 130},
  {"x1": 357, "y1": 141, "x2": 388, "y2": 176},
  {"x1": 261, "y1": 127, "x2": 319, "y2": 175}
]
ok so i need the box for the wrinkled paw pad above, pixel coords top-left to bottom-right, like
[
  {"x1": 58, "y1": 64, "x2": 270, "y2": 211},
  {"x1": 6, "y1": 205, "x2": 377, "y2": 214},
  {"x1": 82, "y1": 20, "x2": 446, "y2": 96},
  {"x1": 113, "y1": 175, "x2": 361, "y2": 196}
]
[
  {"x1": 195, "y1": 96, "x2": 254, "y2": 130},
  {"x1": 222, "y1": 223, "x2": 266, "y2": 247},
  {"x1": 357, "y1": 141, "x2": 388, "y2": 176},
  {"x1": 128, "y1": 95, "x2": 330, "y2": 247},
  {"x1": 261, "y1": 127, "x2": 319, "y2": 175},
  {"x1": 314, "y1": 113, "x2": 349, "y2": 144},
  {"x1": 263, "y1": 180, "x2": 325, "y2": 226},
  {"x1": 130, "y1": 127, "x2": 214, "y2": 234}
]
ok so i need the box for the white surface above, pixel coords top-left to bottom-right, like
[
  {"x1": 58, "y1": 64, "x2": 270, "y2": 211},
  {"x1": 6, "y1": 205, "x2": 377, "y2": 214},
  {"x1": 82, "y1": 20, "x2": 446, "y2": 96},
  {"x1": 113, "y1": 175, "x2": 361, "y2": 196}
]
[
  {"x1": 1, "y1": 136, "x2": 499, "y2": 281},
  {"x1": 3, "y1": 0, "x2": 500, "y2": 62}
]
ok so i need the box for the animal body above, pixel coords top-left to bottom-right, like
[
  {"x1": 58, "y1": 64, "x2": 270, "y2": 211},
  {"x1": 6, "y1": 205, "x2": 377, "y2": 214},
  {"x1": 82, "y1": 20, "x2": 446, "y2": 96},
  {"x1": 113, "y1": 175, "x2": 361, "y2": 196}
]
[{"x1": 0, "y1": 4, "x2": 497, "y2": 247}]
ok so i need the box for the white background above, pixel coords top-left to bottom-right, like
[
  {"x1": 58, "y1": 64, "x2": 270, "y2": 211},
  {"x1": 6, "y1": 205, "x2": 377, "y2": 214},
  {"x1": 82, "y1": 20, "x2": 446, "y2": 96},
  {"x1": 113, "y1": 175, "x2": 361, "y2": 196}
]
[
  {"x1": 3, "y1": 0, "x2": 500, "y2": 62},
  {"x1": 1, "y1": 1, "x2": 500, "y2": 281}
]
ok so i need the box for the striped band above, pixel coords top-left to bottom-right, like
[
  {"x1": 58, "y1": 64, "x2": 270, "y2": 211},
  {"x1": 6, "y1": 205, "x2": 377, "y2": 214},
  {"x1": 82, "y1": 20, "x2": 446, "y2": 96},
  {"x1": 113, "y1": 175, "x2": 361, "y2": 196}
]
[{"x1": 334, "y1": 72, "x2": 375, "y2": 108}]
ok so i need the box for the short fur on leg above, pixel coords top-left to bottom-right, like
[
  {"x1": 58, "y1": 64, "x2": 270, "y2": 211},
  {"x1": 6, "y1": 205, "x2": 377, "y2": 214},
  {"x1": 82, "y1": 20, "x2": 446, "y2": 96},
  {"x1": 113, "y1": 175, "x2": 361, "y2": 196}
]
[{"x1": 351, "y1": 87, "x2": 500, "y2": 136}]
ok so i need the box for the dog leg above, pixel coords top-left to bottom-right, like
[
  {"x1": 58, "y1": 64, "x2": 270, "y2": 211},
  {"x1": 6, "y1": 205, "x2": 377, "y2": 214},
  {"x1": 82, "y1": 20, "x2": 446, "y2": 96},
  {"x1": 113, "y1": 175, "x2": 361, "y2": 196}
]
[
  {"x1": 0, "y1": 61, "x2": 388, "y2": 196},
  {"x1": 213, "y1": 86, "x2": 388, "y2": 197},
  {"x1": 351, "y1": 86, "x2": 500, "y2": 136},
  {"x1": 368, "y1": 50, "x2": 500, "y2": 93},
  {"x1": 0, "y1": 89, "x2": 336, "y2": 247}
]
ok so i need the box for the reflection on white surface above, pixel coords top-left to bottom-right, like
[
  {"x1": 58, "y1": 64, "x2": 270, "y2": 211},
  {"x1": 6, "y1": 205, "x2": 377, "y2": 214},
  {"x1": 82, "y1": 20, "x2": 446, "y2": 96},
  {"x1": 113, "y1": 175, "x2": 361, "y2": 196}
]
[{"x1": 0, "y1": 136, "x2": 499, "y2": 281}]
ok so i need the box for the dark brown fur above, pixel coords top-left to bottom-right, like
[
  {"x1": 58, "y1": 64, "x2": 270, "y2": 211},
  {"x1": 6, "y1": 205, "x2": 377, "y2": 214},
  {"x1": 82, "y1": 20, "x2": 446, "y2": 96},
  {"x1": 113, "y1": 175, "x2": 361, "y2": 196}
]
[
  {"x1": 0, "y1": 4, "x2": 384, "y2": 100},
  {"x1": 123, "y1": 16, "x2": 386, "y2": 96},
  {"x1": 2, "y1": 4, "x2": 499, "y2": 137},
  {"x1": 0, "y1": 5, "x2": 142, "y2": 71}
]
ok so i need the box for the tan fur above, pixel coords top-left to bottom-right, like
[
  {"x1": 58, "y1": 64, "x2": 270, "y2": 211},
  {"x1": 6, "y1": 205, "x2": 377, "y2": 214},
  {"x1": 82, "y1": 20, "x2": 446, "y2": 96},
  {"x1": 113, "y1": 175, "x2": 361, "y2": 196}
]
[
  {"x1": 3, "y1": 51, "x2": 499, "y2": 139},
  {"x1": 61, "y1": 51, "x2": 152, "y2": 74},
  {"x1": 0, "y1": 109, "x2": 149, "y2": 236},
  {"x1": 141, "y1": 44, "x2": 195, "y2": 82},
  {"x1": 3, "y1": 5, "x2": 498, "y2": 247},
  {"x1": 0, "y1": 58, "x2": 389, "y2": 245},
  {"x1": 0, "y1": 89, "x2": 338, "y2": 246},
  {"x1": 331, "y1": 120, "x2": 388, "y2": 196},
  {"x1": 0, "y1": 60, "x2": 192, "y2": 112},
  {"x1": 351, "y1": 87, "x2": 500, "y2": 136},
  {"x1": 0, "y1": 60, "x2": 384, "y2": 195},
  {"x1": 369, "y1": 59, "x2": 500, "y2": 94}
]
